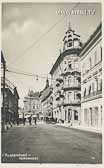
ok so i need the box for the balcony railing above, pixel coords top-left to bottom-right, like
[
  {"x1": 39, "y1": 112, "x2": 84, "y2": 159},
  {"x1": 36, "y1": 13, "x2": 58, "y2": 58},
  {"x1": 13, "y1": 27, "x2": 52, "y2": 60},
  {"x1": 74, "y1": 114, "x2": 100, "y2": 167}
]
[
  {"x1": 64, "y1": 99, "x2": 81, "y2": 105},
  {"x1": 56, "y1": 99, "x2": 81, "y2": 107},
  {"x1": 63, "y1": 83, "x2": 81, "y2": 90},
  {"x1": 61, "y1": 68, "x2": 80, "y2": 76}
]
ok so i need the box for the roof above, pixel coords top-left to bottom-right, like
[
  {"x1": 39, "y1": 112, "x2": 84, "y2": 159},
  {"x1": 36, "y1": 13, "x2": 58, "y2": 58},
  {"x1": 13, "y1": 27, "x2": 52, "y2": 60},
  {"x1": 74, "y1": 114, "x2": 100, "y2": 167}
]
[
  {"x1": 28, "y1": 90, "x2": 40, "y2": 97},
  {"x1": 80, "y1": 22, "x2": 102, "y2": 57},
  {"x1": 1, "y1": 78, "x2": 19, "y2": 99},
  {"x1": 40, "y1": 85, "x2": 52, "y2": 102}
]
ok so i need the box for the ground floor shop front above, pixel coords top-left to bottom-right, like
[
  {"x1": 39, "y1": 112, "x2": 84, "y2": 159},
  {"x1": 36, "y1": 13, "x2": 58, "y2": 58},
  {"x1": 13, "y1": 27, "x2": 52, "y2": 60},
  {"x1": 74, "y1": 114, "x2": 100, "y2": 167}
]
[
  {"x1": 81, "y1": 98, "x2": 102, "y2": 130},
  {"x1": 53, "y1": 105, "x2": 81, "y2": 125}
]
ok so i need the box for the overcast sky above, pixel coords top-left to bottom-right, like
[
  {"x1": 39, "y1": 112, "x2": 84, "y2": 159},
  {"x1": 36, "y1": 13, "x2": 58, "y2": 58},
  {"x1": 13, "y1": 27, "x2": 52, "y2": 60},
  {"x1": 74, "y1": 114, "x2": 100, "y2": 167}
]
[{"x1": 2, "y1": 2, "x2": 101, "y2": 107}]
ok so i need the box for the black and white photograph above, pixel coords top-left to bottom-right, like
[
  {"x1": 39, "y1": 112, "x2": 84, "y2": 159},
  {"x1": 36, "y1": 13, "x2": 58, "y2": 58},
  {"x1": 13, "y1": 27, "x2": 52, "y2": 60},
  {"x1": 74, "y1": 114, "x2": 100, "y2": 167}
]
[{"x1": 1, "y1": 1, "x2": 103, "y2": 165}]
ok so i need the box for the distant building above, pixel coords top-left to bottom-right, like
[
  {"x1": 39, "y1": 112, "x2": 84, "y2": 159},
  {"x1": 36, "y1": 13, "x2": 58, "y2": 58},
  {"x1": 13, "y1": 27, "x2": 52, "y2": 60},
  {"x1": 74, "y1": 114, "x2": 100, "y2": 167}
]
[
  {"x1": 23, "y1": 90, "x2": 41, "y2": 118},
  {"x1": 80, "y1": 23, "x2": 102, "y2": 130},
  {"x1": 18, "y1": 107, "x2": 24, "y2": 119},
  {"x1": 50, "y1": 23, "x2": 82, "y2": 124},
  {"x1": 40, "y1": 79, "x2": 53, "y2": 120}
]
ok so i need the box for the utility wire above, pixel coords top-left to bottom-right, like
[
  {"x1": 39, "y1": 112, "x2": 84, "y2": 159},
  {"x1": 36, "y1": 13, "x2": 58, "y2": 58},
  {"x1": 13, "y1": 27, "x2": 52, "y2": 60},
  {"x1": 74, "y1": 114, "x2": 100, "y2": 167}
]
[
  {"x1": 6, "y1": 68, "x2": 56, "y2": 81},
  {"x1": 8, "y1": 3, "x2": 80, "y2": 66}
]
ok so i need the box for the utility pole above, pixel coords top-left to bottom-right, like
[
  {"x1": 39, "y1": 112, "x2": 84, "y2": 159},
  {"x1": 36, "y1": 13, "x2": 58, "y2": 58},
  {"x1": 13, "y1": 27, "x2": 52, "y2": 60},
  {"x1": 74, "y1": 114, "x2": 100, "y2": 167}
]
[{"x1": 1, "y1": 51, "x2": 6, "y2": 131}]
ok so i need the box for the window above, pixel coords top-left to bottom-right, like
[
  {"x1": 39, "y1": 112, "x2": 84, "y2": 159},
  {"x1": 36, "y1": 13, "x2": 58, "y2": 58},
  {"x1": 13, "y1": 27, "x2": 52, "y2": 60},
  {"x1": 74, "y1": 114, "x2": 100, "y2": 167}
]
[
  {"x1": 84, "y1": 88, "x2": 86, "y2": 97},
  {"x1": 68, "y1": 64, "x2": 72, "y2": 69},
  {"x1": 89, "y1": 85, "x2": 91, "y2": 95},
  {"x1": 64, "y1": 61, "x2": 67, "y2": 64},
  {"x1": 74, "y1": 61, "x2": 78, "y2": 69},
  {"x1": 33, "y1": 105, "x2": 35, "y2": 109},
  {"x1": 68, "y1": 35, "x2": 72, "y2": 38},
  {"x1": 67, "y1": 42, "x2": 72, "y2": 47},
  {"x1": 64, "y1": 68, "x2": 67, "y2": 71},
  {"x1": 74, "y1": 111, "x2": 78, "y2": 120},
  {"x1": 99, "y1": 79, "x2": 102, "y2": 91},
  {"x1": 68, "y1": 109, "x2": 71, "y2": 120},
  {"x1": 74, "y1": 40, "x2": 79, "y2": 47},
  {"x1": 65, "y1": 110, "x2": 67, "y2": 120},
  {"x1": 101, "y1": 47, "x2": 102, "y2": 61},
  {"x1": 92, "y1": 82, "x2": 94, "y2": 93},
  {"x1": 89, "y1": 57, "x2": 92, "y2": 69},
  {"x1": 94, "y1": 51, "x2": 97, "y2": 65}
]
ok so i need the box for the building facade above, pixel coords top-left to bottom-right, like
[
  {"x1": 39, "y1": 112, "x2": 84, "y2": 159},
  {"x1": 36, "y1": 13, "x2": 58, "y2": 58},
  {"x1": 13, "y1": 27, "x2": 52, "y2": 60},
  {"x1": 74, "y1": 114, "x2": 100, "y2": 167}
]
[
  {"x1": 80, "y1": 23, "x2": 102, "y2": 130},
  {"x1": 1, "y1": 78, "x2": 19, "y2": 127},
  {"x1": 40, "y1": 79, "x2": 53, "y2": 120},
  {"x1": 23, "y1": 90, "x2": 41, "y2": 119},
  {"x1": 50, "y1": 24, "x2": 82, "y2": 125}
]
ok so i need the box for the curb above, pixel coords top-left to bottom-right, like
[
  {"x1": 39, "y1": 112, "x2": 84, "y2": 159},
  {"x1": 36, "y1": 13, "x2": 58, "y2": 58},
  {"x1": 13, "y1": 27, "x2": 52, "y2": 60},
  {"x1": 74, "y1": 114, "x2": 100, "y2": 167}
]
[{"x1": 55, "y1": 124, "x2": 102, "y2": 134}]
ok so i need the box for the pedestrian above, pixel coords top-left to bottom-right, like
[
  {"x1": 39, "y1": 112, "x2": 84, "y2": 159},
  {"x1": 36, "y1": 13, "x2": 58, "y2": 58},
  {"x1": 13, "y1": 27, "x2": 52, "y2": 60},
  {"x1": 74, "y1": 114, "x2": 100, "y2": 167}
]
[
  {"x1": 23, "y1": 118, "x2": 26, "y2": 125},
  {"x1": 16, "y1": 117, "x2": 19, "y2": 126},
  {"x1": 28, "y1": 116, "x2": 32, "y2": 125},
  {"x1": 34, "y1": 117, "x2": 37, "y2": 125}
]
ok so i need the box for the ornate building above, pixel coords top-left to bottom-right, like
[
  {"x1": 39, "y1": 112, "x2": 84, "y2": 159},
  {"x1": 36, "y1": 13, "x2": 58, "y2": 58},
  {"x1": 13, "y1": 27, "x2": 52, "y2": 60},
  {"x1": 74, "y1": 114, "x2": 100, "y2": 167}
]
[
  {"x1": 23, "y1": 90, "x2": 41, "y2": 119},
  {"x1": 50, "y1": 24, "x2": 82, "y2": 124},
  {"x1": 40, "y1": 79, "x2": 53, "y2": 120},
  {"x1": 80, "y1": 23, "x2": 102, "y2": 130}
]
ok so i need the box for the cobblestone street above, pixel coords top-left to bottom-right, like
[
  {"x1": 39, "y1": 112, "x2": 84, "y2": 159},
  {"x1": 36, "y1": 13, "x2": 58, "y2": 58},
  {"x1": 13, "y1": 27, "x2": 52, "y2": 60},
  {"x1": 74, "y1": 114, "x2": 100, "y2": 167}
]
[{"x1": 2, "y1": 123, "x2": 102, "y2": 163}]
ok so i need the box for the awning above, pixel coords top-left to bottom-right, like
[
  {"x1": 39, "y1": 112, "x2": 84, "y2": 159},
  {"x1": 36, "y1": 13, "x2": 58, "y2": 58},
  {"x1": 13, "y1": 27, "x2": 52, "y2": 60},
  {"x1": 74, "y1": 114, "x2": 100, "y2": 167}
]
[
  {"x1": 25, "y1": 115, "x2": 31, "y2": 118},
  {"x1": 19, "y1": 114, "x2": 23, "y2": 119},
  {"x1": 32, "y1": 114, "x2": 37, "y2": 117}
]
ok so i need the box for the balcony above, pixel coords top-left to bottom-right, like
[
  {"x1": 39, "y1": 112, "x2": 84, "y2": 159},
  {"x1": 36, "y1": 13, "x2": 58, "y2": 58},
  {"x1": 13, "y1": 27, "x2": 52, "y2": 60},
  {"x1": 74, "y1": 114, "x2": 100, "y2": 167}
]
[
  {"x1": 61, "y1": 68, "x2": 80, "y2": 76},
  {"x1": 82, "y1": 90, "x2": 102, "y2": 102},
  {"x1": 63, "y1": 83, "x2": 81, "y2": 91},
  {"x1": 63, "y1": 99, "x2": 81, "y2": 106}
]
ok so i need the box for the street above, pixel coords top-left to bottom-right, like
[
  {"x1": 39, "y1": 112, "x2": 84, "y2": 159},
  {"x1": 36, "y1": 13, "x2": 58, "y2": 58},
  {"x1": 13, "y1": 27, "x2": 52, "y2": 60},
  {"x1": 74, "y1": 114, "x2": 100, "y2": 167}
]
[{"x1": 2, "y1": 123, "x2": 102, "y2": 163}]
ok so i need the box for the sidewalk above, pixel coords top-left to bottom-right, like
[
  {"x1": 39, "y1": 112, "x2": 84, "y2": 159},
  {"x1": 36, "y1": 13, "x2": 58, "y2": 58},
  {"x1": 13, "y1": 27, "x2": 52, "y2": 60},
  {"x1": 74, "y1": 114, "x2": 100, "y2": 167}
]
[{"x1": 56, "y1": 123, "x2": 102, "y2": 134}]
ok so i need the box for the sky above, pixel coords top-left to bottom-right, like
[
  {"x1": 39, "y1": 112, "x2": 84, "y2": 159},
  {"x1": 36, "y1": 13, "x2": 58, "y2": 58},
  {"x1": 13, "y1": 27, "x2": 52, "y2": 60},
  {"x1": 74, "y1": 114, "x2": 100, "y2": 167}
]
[{"x1": 2, "y1": 2, "x2": 101, "y2": 107}]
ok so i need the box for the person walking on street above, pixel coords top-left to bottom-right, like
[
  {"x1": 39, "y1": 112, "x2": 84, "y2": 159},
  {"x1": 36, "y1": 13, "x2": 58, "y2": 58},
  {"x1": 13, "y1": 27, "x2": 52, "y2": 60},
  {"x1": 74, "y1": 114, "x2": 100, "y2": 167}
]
[
  {"x1": 34, "y1": 117, "x2": 37, "y2": 125},
  {"x1": 23, "y1": 118, "x2": 26, "y2": 125},
  {"x1": 28, "y1": 116, "x2": 32, "y2": 125}
]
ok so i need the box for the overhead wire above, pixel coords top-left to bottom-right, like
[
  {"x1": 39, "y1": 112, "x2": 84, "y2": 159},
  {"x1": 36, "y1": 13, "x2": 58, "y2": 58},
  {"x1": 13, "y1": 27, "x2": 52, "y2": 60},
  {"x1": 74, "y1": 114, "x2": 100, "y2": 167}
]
[{"x1": 6, "y1": 68, "x2": 56, "y2": 81}]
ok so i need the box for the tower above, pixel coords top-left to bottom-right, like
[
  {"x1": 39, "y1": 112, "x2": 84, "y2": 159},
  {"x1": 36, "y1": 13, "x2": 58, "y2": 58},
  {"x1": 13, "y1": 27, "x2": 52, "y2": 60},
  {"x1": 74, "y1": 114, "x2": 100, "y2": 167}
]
[{"x1": 61, "y1": 23, "x2": 82, "y2": 124}]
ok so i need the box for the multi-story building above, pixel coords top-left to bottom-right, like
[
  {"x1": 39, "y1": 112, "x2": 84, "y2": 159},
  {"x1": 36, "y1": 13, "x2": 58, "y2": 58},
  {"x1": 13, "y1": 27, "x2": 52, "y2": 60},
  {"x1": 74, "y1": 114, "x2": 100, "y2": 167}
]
[
  {"x1": 1, "y1": 52, "x2": 19, "y2": 130},
  {"x1": 1, "y1": 78, "x2": 19, "y2": 127},
  {"x1": 40, "y1": 79, "x2": 53, "y2": 120},
  {"x1": 50, "y1": 24, "x2": 82, "y2": 125},
  {"x1": 80, "y1": 23, "x2": 102, "y2": 130},
  {"x1": 23, "y1": 90, "x2": 41, "y2": 119}
]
